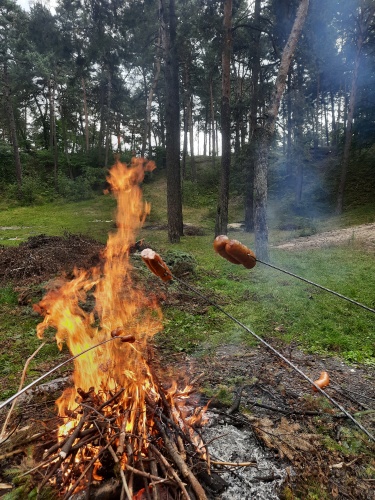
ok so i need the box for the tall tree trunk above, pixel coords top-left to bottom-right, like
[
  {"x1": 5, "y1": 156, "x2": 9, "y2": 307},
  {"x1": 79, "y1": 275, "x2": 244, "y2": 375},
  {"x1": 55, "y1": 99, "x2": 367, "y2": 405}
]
[
  {"x1": 286, "y1": 69, "x2": 293, "y2": 178},
  {"x1": 336, "y1": 3, "x2": 375, "y2": 213},
  {"x1": 161, "y1": 0, "x2": 183, "y2": 242},
  {"x1": 215, "y1": 0, "x2": 233, "y2": 236},
  {"x1": 188, "y1": 95, "x2": 196, "y2": 180},
  {"x1": 98, "y1": 81, "x2": 106, "y2": 164},
  {"x1": 330, "y1": 89, "x2": 337, "y2": 149},
  {"x1": 209, "y1": 75, "x2": 216, "y2": 167},
  {"x1": 104, "y1": 71, "x2": 112, "y2": 168},
  {"x1": 244, "y1": 0, "x2": 261, "y2": 233},
  {"x1": 294, "y1": 63, "x2": 304, "y2": 203},
  {"x1": 313, "y1": 71, "x2": 320, "y2": 149},
  {"x1": 253, "y1": 0, "x2": 310, "y2": 260},
  {"x1": 48, "y1": 78, "x2": 58, "y2": 190},
  {"x1": 3, "y1": 62, "x2": 22, "y2": 196},
  {"x1": 141, "y1": 27, "x2": 162, "y2": 158},
  {"x1": 82, "y1": 78, "x2": 90, "y2": 152},
  {"x1": 336, "y1": 40, "x2": 362, "y2": 213},
  {"x1": 182, "y1": 104, "x2": 188, "y2": 178}
]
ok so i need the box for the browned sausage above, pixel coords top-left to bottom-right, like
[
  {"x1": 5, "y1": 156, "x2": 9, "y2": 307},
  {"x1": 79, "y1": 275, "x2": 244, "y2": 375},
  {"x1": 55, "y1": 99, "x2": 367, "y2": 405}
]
[
  {"x1": 225, "y1": 240, "x2": 257, "y2": 269},
  {"x1": 312, "y1": 371, "x2": 330, "y2": 392},
  {"x1": 111, "y1": 328, "x2": 136, "y2": 343},
  {"x1": 141, "y1": 248, "x2": 173, "y2": 282},
  {"x1": 213, "y1": 235, "x2": 242, "y2": 264}
]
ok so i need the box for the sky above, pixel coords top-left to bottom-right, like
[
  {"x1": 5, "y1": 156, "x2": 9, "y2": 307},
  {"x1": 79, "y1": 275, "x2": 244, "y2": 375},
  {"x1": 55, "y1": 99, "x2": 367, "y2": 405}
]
[
  {"x1": 16, "y1": 0, "x2": 31, "y2": 9},
  {"x1": 16, "y1": 0, "x2": 57, "y2": 12}
]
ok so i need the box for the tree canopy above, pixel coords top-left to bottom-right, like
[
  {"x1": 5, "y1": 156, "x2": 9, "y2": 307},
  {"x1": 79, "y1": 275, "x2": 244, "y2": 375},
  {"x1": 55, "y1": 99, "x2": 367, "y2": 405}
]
[{"x1": 1, "y1": 0, "x2": 374, "y2": 241}]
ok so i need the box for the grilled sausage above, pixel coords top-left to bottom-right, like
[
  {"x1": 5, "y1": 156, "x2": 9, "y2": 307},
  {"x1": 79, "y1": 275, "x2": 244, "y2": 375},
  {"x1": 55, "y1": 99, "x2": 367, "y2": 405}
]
[
  {"x1": 141, "y1": 248, "x2": 173, "y2": 282},
  {"x1": 312, "y1": 371, "x2": 330, "y2": 392},
  {"x1": 213, "y1": 235, "x2": 242, "y2": 264},
  {"x1": 225, "y1": 239, "x2": 257, "y2": 269}
]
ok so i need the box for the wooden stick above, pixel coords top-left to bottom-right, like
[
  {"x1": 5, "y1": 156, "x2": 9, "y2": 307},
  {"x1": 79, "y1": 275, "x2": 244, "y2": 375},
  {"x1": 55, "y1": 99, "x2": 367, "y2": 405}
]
[
  {"x1": 117, "y1": 411, "x2": 129, "y2": 456},
  {"x1": 150, "y1": 444, "x2": 191, "y2": 500},
  {"x1": 155, "y1": 423, "x2": 207, "y2": 500},
  {"x1": 0, "y1": 448, "x2": 25, "y2": 460},
  {"x1": 210, "y1": 460, "x2": 257, "y2": 467},
  {"x1": 108, "y1": 445, "x2": 132, "y2": 500},
  {"x1": 98, "y1": 388, "x2": 125, "y2": 410},
  {"x1": 0, "y1": 342, "x2": 46, "y2": 442},
  {"x1": 59, "y1": 411, "x2": 88, "y2": 459},
  {"x1": 62, "y1": 437, "x2": 117, "y2": 500},
  {"x1": 149, "y1": 448, "x2": 160, "y2": 500},
  {"x1": 43, "y1": 427, "x2": 95, "y2": 459},
  {"x1": 125, "y1": 464, "x2": 172, "y2": 484},
  {"x1": 136, "y1": 436, "x2": 152, "y2": 500}
]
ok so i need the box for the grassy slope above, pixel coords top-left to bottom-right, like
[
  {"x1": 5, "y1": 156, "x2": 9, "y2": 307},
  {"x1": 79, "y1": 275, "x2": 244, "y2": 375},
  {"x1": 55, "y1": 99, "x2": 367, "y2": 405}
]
[{"x1": 0, "y1": 165, "x2": 374, "y2": 400}]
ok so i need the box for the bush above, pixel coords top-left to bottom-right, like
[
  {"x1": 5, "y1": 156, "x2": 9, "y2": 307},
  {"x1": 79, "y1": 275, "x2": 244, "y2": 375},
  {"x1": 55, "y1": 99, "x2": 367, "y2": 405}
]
[{"x1": 163, "y1": 250, "x2": 197, "y2": 277}]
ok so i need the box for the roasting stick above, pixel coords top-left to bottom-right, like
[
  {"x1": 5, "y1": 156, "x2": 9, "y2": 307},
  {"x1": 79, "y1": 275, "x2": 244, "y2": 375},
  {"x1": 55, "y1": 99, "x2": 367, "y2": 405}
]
[
  {"x1": 256, "y1": 258, "x2": 375, "y2": 315},
  {"x1": 140, "y1": 249, "x2": 375, "y2": 444},
  {"x1": 213, "y1": 234, "x2": 375, "y2": 314},
  {"x1": 0, "y1": 335, "x2": 135, "y2": 412}
]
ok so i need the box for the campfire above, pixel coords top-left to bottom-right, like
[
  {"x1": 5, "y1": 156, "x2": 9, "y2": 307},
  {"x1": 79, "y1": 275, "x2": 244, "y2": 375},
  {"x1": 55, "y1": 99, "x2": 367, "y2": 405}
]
[{"x1": 33, "y1": 158, "x2": 209, "y2": 499}]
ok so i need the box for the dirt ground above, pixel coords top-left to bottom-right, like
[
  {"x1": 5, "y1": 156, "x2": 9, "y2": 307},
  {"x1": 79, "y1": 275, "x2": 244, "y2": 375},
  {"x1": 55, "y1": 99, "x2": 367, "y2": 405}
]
[
  {"x1": 0, "y1": 230, "x2": 374, "y2": 499},
  {"x1": 274, "y1": 222, "x2": 375, "y2": 251}
]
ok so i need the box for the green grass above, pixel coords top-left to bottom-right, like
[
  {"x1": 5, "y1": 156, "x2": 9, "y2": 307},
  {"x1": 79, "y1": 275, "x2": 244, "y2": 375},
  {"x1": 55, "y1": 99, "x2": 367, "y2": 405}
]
[
  {"x1": 0, "y1": 164, "x2": 375, "y2": 400},
  {"x1": 0, "y1": 195, "x2": 116, "y2": 246}
]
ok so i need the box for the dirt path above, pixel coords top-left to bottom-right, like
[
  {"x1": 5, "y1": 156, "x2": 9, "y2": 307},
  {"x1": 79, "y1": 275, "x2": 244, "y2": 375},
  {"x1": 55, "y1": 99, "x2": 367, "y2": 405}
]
[{"x1": 274, "y1": 222, "x2": 375, "y2": 251}]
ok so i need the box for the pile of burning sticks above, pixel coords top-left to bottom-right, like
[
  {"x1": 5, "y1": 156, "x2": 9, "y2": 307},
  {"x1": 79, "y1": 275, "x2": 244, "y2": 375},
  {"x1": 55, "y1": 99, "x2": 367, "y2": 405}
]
[{"x1": 37, "y1": 371, "x2": 209, "y2": 499}]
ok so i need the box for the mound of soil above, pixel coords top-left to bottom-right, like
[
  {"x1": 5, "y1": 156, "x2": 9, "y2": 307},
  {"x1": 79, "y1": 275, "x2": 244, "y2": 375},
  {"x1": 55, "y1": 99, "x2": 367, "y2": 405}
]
[{"x1": 0, "y1": 234, "x2": 104, "y2": 289}]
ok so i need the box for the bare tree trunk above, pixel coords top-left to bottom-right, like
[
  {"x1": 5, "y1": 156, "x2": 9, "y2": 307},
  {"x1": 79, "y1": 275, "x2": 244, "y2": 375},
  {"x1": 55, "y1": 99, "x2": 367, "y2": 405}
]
[
  {"x1": 294, "y1": 63, "x2": 304, "y2": 203},
  {"x1": 244, "y1": 0, "x2": 261, "y2": 233},
  {"x1": 182, "y1": 104, "x2": 188, "y2": 179},
  {"x1": 161, "y1": 0, "x2": 183, "y2": 242},
  {"x1": 188, "y1": 95, "x2": 196, "y2": 180},
  {"x1": 253, "y1": 0, "x2": 310, "y2": 260},
  {"x1": 3, "y1": 62, "x2": 22, "y2": 196},
  {"x1": 330, "y1": 89, "x2": 337, "y2": 149},
  {"x1": 104, "y1": 71, "x2": 112, "y2": 168},
  {"x1": 141, "y1": 24, "x2": 162, "y2": 158},
  {"x1": 286, "y1": 69, "x2": 293, "y2": 178},
  {"x1": 215, "y1": 0, "x2": 232, "y2": 236},
  {"x1": 82, "y1": 78, "x2": 89, "y2": 152},
  {"x1": 314, "y1": 71, "x2": 320, "y2": 149},
  {"x1": 48, "y1": 78, "x2": 58, "y2": 190},
  {"x1": 209, "y1": 75, "x2": 216, "y2": 168}
]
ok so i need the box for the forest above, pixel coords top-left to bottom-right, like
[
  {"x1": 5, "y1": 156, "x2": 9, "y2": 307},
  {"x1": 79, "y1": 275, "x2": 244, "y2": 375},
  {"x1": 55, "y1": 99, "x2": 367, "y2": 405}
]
[
  {"x1": 1, "y1": 0, "x2": 375, "y2": 253},
  {"x1": 1, "y1": 2, "x2": 375, "y2": 499}
]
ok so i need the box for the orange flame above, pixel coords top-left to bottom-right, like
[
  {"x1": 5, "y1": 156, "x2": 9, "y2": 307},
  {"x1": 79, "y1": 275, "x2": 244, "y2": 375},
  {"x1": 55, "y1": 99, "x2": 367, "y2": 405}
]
[{"x1": 35, "y1": 158, "x2": 161, "y2": 438}]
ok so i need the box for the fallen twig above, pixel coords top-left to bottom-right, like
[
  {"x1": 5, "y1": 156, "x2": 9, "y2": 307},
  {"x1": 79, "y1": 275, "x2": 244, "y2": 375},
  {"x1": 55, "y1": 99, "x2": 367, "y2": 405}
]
[{"x1": 0, "y1": 342, "x2": 46, "y2": 442}]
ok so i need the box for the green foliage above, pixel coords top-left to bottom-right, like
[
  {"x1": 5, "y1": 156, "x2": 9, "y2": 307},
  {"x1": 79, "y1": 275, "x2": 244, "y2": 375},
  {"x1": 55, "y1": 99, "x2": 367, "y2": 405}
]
[
  {"x1": 0, "y1": 286, "x2": 18, "y2": 305},
  {"x1": 3, "y1": 452, "x2": 56, "y2": 499},
  {"x1": 163, "y1": 250, "x2": 197, "y2": 276}
]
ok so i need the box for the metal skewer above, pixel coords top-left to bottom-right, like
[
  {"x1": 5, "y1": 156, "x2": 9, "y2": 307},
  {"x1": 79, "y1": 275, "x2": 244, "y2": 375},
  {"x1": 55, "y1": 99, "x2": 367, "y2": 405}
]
[
  {"x1": 145, "y1": 257, "x2": 375, "y2": 444},
  {"x1": 256, "y1": 258, "x2": 375, "y2": 314}
]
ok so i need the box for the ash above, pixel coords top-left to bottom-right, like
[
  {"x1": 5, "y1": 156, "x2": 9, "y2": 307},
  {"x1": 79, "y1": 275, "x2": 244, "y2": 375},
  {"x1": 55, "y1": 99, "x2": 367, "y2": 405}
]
[{"x1": 203, "y1": 415, "x2": 287, "y2": 499}]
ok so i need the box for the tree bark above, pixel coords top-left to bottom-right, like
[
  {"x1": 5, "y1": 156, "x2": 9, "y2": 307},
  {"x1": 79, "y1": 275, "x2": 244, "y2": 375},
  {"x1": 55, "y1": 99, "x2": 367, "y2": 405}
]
[
  {"x1": 336, "y1": 4, "x2": 374, "y2": 213},
  {"x1": 161, "y1": 0, "x2": 183, "y2": 242},
  {"x1": 141, "y1": 24, "x2": 162, "y2": 158},
  {"x1": 3, "y1": 62, "x2": 22, "y2": 196},
  {"x1": 188, "y1": 95, "x2": 196, "y2": 181},
  {"x1": 215, "y1": 0, "x2": 233, "y2": 236},
  {"x1": 82, "y1": 78, "x2": 90, "y2": 152},
  {"x1": 253, "y1": 0, "x2": 310, "y2": 260},
  {"x1": 48, "y1": 78, "x2": 58, "y2": 190},
  {"x1": 209, "y1": 75, "x2": 216, "y2": 167},
  {"x1": 244, "y1": 0, "x2": 261, "y2": 233}
]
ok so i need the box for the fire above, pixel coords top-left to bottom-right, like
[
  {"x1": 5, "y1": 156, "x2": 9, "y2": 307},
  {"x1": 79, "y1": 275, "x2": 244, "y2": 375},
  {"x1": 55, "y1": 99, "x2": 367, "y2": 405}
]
[
  {"x1": 35, "y1": 157, "x2": 161, "y2": 437},
  {"x1": 34, "y1": 158, "x2": 209, "y2": 498}
]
